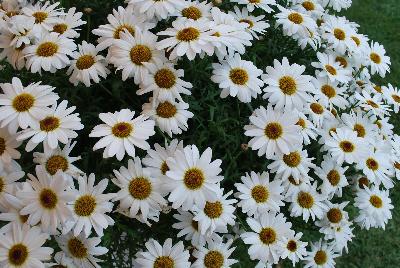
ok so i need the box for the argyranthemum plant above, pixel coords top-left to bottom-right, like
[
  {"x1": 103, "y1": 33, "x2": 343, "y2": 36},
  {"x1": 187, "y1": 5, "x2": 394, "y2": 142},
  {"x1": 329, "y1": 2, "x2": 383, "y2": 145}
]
[{"x1": 0, "y1": 0, "x2": 398, "y2": 267}]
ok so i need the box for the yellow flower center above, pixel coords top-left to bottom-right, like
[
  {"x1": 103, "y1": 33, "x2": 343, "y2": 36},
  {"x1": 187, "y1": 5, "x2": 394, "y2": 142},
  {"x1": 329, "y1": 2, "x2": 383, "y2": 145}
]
[
  {"x1": 156, "y1": 101, "x2": 177, "y2": 118},
  {"x1": 288, "y1": 175, "x2": 301, "y2": 185},
  {"x1": 68, "y1": 238, "x2": 88, "y2": 259},
  {"x1": 259, "y1": 227, "x2": 276, "y2": 245},
  {"x1": 154, "y1": 68, "x2": 176, "y2": 89},
  {"x1": 296, "y1": 118, "x2": 306, "y2": 129},
  {"x1": 334, "y1": 28, "x2": 346, "y2": 40},
  {"x1": 191, "y1": 220, "x2": 199, "y2": 231},
  {"x1": 32, "y1": 11, "x2": 48, "y2": 23},
  {"x1": 39, "y1": 188, "x2": 58, "y2": 209},
  {"x1": 184, "y1": 168, "x2": 204, "y2": 190},
  {"x1": 229, "y1": 68, "x2": 249, "y2": 85},
  {"x1": 182, "y1": 6, "x2": 202, "y2": 20},
  {"x1": 283, "y1": 151, "x2": 301, "y2": 167},
  {"x1": 302, "y1": 1, "x2": 315, "y2": 10},
  {"x1": 264, "y1": 122, "x2": 283, "y2": 140},
  {"x1": 12, "y1": 93, "x2": 35, "y2": 112},
  {"x1": 36, "y1": 42, "x2": 59, "y2": 57},
  {"x1": 74, "y1": 195, "x2": 96, "y2": 217},
  {"x1": 176, "y1": 27, "x2": 200, "y2": 42},
  {"x1": 358, "y1": 177, "x2": 369, "y2": 189},
  {"x1": 366, "y1": 158, "x2": 379, "y2": 171},
  {"x1": 392, "y1": 95, "x2": 400, "y2": 103},
  {"x1": 251, "y1": 185, "x2": 269, "y2": 203},
  {"x1": 8, "y1": 244, "x2": 28, "y2": 266},
  {"x1": 321, "y1": 85, "x2": 336, "y2": 99},
  {"x1": 204, "y1": 201, "x2": 223, "y2": 219},
  {"x1": 40, "y1": 116, "x2": 60, "y2": 132},
  {"x1": 0, "y1": 137, "x2": 5, "y2": 155},
  {"x1": 353, "y1": 123, "x2": 366, "y2": 137},
  {"x1": 113, "y1": 24, "x2": 135, "y2": 39},
  {"x1": 370, "y1": 53, "x2": 381, "y2": 64},
  {"x1": 369, "y1": 195, "x2": 383, "y2": 208},
  {"x1": 130, "y1": 45, "x2": 152, "y2": 65},
  {"x1": 339, "y1": 140, "x2": 354, "y2": 153},
  {"x1": 53, "y1": 23, "x2": 68, "y2": 34},
  {"x1": 76, "y1": 55, "x2": 95, "y2": 70},
  {"x1": 310, "y1": 103, "x2": 324, "y2": 114},
  {"x1": 327, "y1": 170, "x2": 340, "y2": 186},
  {"x1": 325, "y1": 65, "x2": 337, "y2": 76},
  {"x1": 287, "y1": 240, "x2": 297, "y2": 252},
  {"x1": 288, "y1": 13, "x2": 303, "y2": 24},
  {"x1": 327, "y1": 208, "x2": 342, "y2": 223},
  {"x1": 351, "y1": 36, "x2": 361, "y2": 46},
  {"x1": 154, "y1": 256, "x2": 174, "y2": 268},
  {"x1": 314, "y1": 250, "x2": 327, "y2": 265},
  {"x1": 112, "y1": 122, "x2": 133, "y2": 138},
  {"x1": 46, "y1": 155, "x2": 69, "y2": 175},
  {"x1": 279, "y1": 76, "x2": 297, "y2": 95},
  {"x1": 297, "y1": 191, "x2": 314, "y2": 208},
  {"x1": 239, "y1": 19, "x2": 254, "y2": 28},
  {"x1": 160, "y1": 161, "x2": 169, "y2": 175},
  {"x1": 204, "y1": 251, "x2": 224, "y2": 268},
  {"x1": 366, "y1": 100, "x2": 379, "y2": 108},
  {"x1": 129, "y1": 177, "x2": 152, "y2": 200},
  {"x1": 335, "y1": 56, "x2": 348, "y2": 68},
  {"x1": 249, "y1": 0, "x2": 261, "y2": 3},
  {"x1": 0, "y1": 177, "x2": 4, "y2": 193},
  {"x1": 394, "y1": 162, "x2": 400, "y2": 170}
]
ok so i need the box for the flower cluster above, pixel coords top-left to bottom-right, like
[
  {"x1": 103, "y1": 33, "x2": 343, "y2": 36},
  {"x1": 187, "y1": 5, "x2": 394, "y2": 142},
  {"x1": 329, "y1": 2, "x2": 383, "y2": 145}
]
[{"x1": 0, "y1": 0, "x2": 397, "y2": 267}]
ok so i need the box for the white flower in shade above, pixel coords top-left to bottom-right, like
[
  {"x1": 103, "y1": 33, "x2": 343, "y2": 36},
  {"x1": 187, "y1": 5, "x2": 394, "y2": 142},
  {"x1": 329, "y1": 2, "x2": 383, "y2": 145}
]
[
  {"x1": 52, "y1": 7, "x2": 86, "y2": 38},
  {"x1": 33, "y1": 140, "x2": 83, "y2": 181},
  {"x1": 0, "y1": 128, "x2": 21, "y2": 167},
  {"x1": 22, "y1": 1, "x2": 62, "y2": 32},
  {"x1": 304, "y1": 240, "x2": 339, "y2": 268},
  {"x1": 312, "y1": 77, "x2": 348, "y2": 110},
  {"x1": 192, "y1": 190, "x2": 237, "y2": 235},
  {"x1": 172, "y1": 209, "x2": 217, "y2": 247},
  {"x1": 354, "y1": 186, "x2": 393, "y2": 230},
  {"x1": 0, "y1": 194, "x2": 28, "y2": 233},
  {"x1": 304, "y1": 98, "x2": 334, "y2": 128},
  {"x1": 262, "y1": 57, "x2": 313, "y2": 110},
  {"x1": 367, "y1": 41, "x2": 391, "y2": 77},
  {"x1": 289, "y1": 183, "x2": 328, "y2": 222},
  {"x1": 324, "y1": 127, "x2": 369, "y2": 165},
  {"x1": 90, "y1": 109, "x2": 155, "y2": 160},
  {"x1": 278, "y1": 232, "x2": 308, "y2": 267},
  {"x1": 275, "y1": 7, "x2": 317, "y2": 37},
  {"x1": 296, "y1": 112, "x2": 317, "y2": 145},
  {"x1": 134, "y1": 238, "x2": 190, "y2": 268},
  {"x1": 340, "y1": 109, "x2": 379, "y2": 142},
  {"x1": 268, "y1": 149, "x2": 315, "y2": 181},
  {"x1": 48, "y1": 251, "x2": 75, "y2": 268},
  {"x1": 127, "y1": 0, "x2": 180, "y2": 20},
  {"x1": 322, "y1": 16, "x2": 356, "y2": 54},
  {"x1": 0, "y1": 77, "x2": 59, "y2": 133},
  {"x1": 312, "y1": 52, "x2": 352, "y2": 84},
  {"x1": 56, "y1": 232, "x2": 108, "y2": 268},
  {"x1": 17, "y1": 166, "x2": 75, "y2": 234},
  {"x1": 17, "y1": 100, "x2": 83, "y2": 152},
  {"x1": 165, "y1": 144, "x2": 223, "y2": 210},
  {"x1": 0, "y1": 32, "x2": 26, "y2": 70},
  {"x1": 244, "y1": 105, "x2": 302, "y2": 158},
  {"x1": 138, "y1": 60, "x2": 193, "y2": 102},
  {"x1": 92, "y1": 5, "x2": 155, "y2": 50},
  {"x1": 6, "y1": 15, "x2": 39, "y2": 48},
  {"x1": 0, "y1": 223, "x2": 53, "y2": 267},
  {"x1": 0, "y1": 168, "x2": 24, "y2": 209},
  {"x1": 23, "y1": 32, "x2": 76, "y2": 74},
  {"x1": 211, "y1": 53, "x2": 264, "y2": 103},
  {"x1": 157, "y1": 18, "x2": 214, "y2": 60},
  {"x1": 241, "y1": 212, "x2": 294, "y2": 264},
  {"x1": 315, "y1": 156, "x2": 348, "y2": 198},
  {"x1": 231, "y1": 0, "x2": 276, "y2": 13},
  {"x1": 142, "y1": 98, "x2": 193, "y2": 137},
  {"x1": 229, "y1": 6, "x2": 270, "y2": 39},
  {"x1": 116, "y1": 205, "x2": 160, "y2": 227},
  {"x1": 295, "y1": 28, "x2": 321, "y2": 50},
  {"x1": 235, "y1": 171, "x2": 284, "y2": 216},
  {"x1": 63, "y1": 174, "x2": 115, "y2": 238},
  {"x1": 357, "y1": 151, "x2": 394, "y2": 189},
  {"x1": 174, "y1": 0, "x2": 213, "y2": 21},
  {"x1": 112, "y1": 157, "x2": 167, "y2": 221},
  {"x1": 320, "y1": 0, "x2": 351, "y2": 11},
  {"x1": 382, "y1": 83, "x2": 400, "y2": 112},
  {"x1": 143, "y1": 139, "x2": 183, "y2": 195},
  {"x1": 109, "y1": 29, "x2": 164, "y2": 84},
  {"x1": 67, "y1": 41, "x2": 110, "y2": 87},
  {"x1": 192, "y1": 237, "x2": 238, "y2": 268},
  {"x1": 354, "y1": 90, "x2": 391, "y2": 118}
]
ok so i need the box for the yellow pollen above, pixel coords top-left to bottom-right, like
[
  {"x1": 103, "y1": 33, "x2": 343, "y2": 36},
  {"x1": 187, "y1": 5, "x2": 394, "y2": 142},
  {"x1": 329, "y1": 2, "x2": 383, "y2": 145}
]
[
  {"x1": 296, "y1": 118, "x2": 306, "y2": 128},
  {"x1": 160, "y1": 161, "x2": 169, "y2": 175},
  {"x1": 302, "y1": 1, "x2": 315, "y2": 10},
  {"x1": 39, "y1": 188, "x2": 58, "y2": 209},
  {"x1": 351, "y1": 36, "x2": 361, "y2": 46},
  {"x1": 353, "y1": 123, "x2": 366, "y2": 137},
  {"x1": 239, "y1": 19, "x2": 254, "y2": 28},
  {"x1": 40, "y1": 116, "x2": 60, "y2": 132},
  {"x1": 366, "y1": 158, "x2": 379, "y2": 171},
  {"x1": 191, "y1": 220, "x2": 199, "y2": 231},
  {"x1": 229, "y1": 68, "x2": 249, "y2": 85},
  {"x1": 154, "y1": 256, "x2": 174, "y2": 268},
  {"x1": 113, "y1": 24, "x2": 135, "y2": 39},
  {"x1": 321, "y1": 85, "x2": 336, "y2": 98},
  {"x1": 394, "y1": 162, "x2": 400, "y2": 170},
  {"x1": 288, "y1": 175, "x2": 301, "y2": 185},
  {"x1": 327, "y1": 170, "x2": 340, "y2": 186},
  {"x1": 68, "y1": 238, "x2": 88, "y2": 259},
  {"x1": 335, "y1": 56, "x2": 348, "y2": 68},
  {"x1": 249, "y1": 0, "x2": 260, "y2": 3},
  {"x1": 130, "y1": 45, "x2": 152, "y2": 65},
  {"x1": 339, "y1": 140, "x2": 355, "y2": 153},
  {"x1": 334, "y1": 28, "x2": 346, "y2": 40},
  {"x1": 314, "y1": 250, "x2": 327, "y2": 265},
  {"x1": 176, "y1": 27, "x2": 200, "y2": 42},
  {"x1": 32, "y1": 11, "x2": 48, "y2": 23},
  {"x1": 0, "y1": 177, "x2": 4, "y2": 193},
  {"x1": 12, "y1": 93, "x2": 35, "y2": 112},
  {"x1": 156, "y1": 101, "x2": 177, "y2": 118},
  {"x1": 264, "y1": 122, "x2": 283, "y2": 140},
  {"x1": 184, "y1": 168, "x2": 204, "y2": 190},
  {"x1": 373, "y1": 85, "x2": 382, "y2": 93},
  {"x1": 204, "y1": 251, "x2": 224, "y2": 268},
  {"x1": 325, "y1": 65, "x2": 337, "y2": 76},
  {"x1": 279, "y1": 76, "x2": 297, "y2": 95},
  {"x1": 204, "y1": 201, "x2": 223, "y2": 219},
  {"x1": 53, "y1": 23, "x2": 68, "y2": 34},
  {"x1": 370, "y1": 195, "x2": 383, "y2": 208},
  {"x1": 392, "y1": 95, "x2": 400, "y2": 103},
  {"x1": 370, "y1": 53, "x2": 381, "y2": 64},
  {"x1": 327, "y1": 208, "x2": 343, "y2": 223},
  {"x1": 288, "y1": 13, "x2": 303, "y2": 24},
  {"x1": 8, "y1": 244, "x2": 28, "y2": 266},
  {"x1": 310, "y1": 103, "x2": 324, "y2": 114},
  {"x1": 287, "y1": 240, "x2": 297, "y2": 252},
  {"x1": 283, "y1": 151, "x2": 301, "y2": 167},
  {"x1": 297, "y1": 191, "x2": 314, "y2": 208},
  {"x1": 259, "y1": 227, "x2": 276, "y2": 245},
  {"x1": 112, "y1": 122, "x2": 133, "y2": 138},
  {"x1": 366, "y1": 100, "x2": 379, "y2": 108},
  {"x1": 358, "y1": 177, "x2": 369, "y2": 189},
  {"x1": 74, "y1": 195, "x2": 96, "y2": 217},
  {"x1": 0, "y1": 138, "x2": 5, "y2": 156},
  {"x1": 182, "y1": 6, "x2": 202, "y2": 20},
  {"x1": 46, "y1": 155, "x2": 68, "y2": 175},
  {"x1": 36, "y1": 42, "x2": 58, "y2": 57},
  {"x1": 251, "y1": 185, "x2": 269, "y2": 203},
  {"x1": 154, "y1": 68, "x2": 176, "y2": 89},
  {"x1": 129, "y1": 177, "x2": 152, "y2": 200},
  {"x1": 76, "y1": 55, "x2": 95, "y2": 70}
]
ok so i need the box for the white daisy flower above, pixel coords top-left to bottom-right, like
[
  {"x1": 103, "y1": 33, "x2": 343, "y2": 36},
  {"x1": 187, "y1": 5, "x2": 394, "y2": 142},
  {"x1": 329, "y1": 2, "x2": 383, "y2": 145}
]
[
  {"x1": 0, "y1": 222, "x2": 53, "y2": 267},
  {"x1": 241, "y1": 212, "x2": 294, "y2": 264},
  {"x1": 262, "y1": 57, "x2": 313, "y2": 110},
  {"x1": 6, "y1": 15, "x2": 39, "y2": 48},
  {"x1": 324, "y1": 127, "x2": 369, "y2": 165},
  {"x1": 296, "y1": 112, "x2": 317, "y2": 145},
  {"x1": 292, "y1": 0, "x2": 324, "y2": 16},
  {"x1": 157, "y1": 18, "x2": 214, "y2": 60},
  {"x1": 48, "y1": 251, "x2": 75, "y2": 268},
  {"x1": 320, "y1": 0, "x2": 351, "y2": 11},
  {"x1": 192, "y1": 237, "x2": 238, "y2": 268},
  {"x1": 0, "y1": 195, "x2": 28, "y2": 233},
  {"x1": 315, "y1": 155, "x2": 348, "y2": 198},
  {"x1": 229, "y1": 6, "x2": 270, "y2": 39},
  {"x1": 211, "y1": 53, "x2": 264, "y2": 103},
  {"x1": 354, "y1": 90, "x2": 390, "y2": 118},
  {"x1": 17, "y1": 100, "x2": 83, "y2": 152},
  {"x1": 17, "y1": 166, "x2": 75, "y2": 234},
  {"x1": 244, "y1": 105, "x2": 302, "y2": 158},
  {"x1": 127, "y1": 0, "x2": 180, "y2": 20},
  {"x1": 112, "y1": 157, "x2": 167, "y2": 221},
  {"x1": 90, "y1": 109, "x2": 155, "y2": 160},
  {"x1": 304, "y1": 98, "x2": 334, "y2": 128},
  {"x1": 23, "y1": 32, "x2": 76, "y2": 74},
  {"x1": 142, "y1": 98, "x2": 194, "y2": 137},
  {"x1": 312, "y1": 77, "x2": 349, "y2": 109},
  {"x1": 0, "y1": 77, "x2": 59, "y2": 133},
  {"x1": 0, "y1": 167, "x2": 24, "y2": 209},
  {"x1": 304, "y1": 240, "x2": 340, "y2": 268},
  {"x1": 235, "y1": 171, "x2": 284, "y2": 216},
  {"x1": 56, "y1": 232, "x2": 108, "y2": 268},
  {"x1": 134, "y1": 238, "x2": 190, "y2": 268},
  {"x1": 92, "y1": 5, "x2": 155, "y2": 50},
  {"x1": 354, "y1": 186, "x2": 393, "y2": 230},
  {"x1": 231, "y1": 0, "x2": 276, "y2": 13},
  {"x1": 192, "y1": 190, "x2": 237, "y2": 235},
  {"x1": 0, "y1": 32, "x2": 26, "y2": 70},
  {"x1": 275, "y1": 7, "x2": 317, "y2": 37},
  {"x1": 174, "y1": 0, "x2": 212, "y2": 21},
  {"x1": 138, "y1": 60, "x2": 193, "y2": 102},
  {"x1": 268, "y1": 149, "x2": 315, "y2": 181},
  {"x1": 322, "y1": 16, "x2": 356, "y2": 54},
  {"x1": 52, "y1": 7, "x2": 86, "y2": 38},
  {"x1": 0, "y1": 128, "x2": 21, "y2": 167},
  {"x1": 33, "y1": 140, "x2": 82, "y2": 182},
  {"x1": 367, "y1": 41, "x2": 391, "y2": 77},
  {"x1": 382, "y1": 83, "x2": 400, "y2": 112},
  {"x1": 67, "y1": 41, "x2": 110, "y2": 87},
  {"x1": 312, "y1": 52, "x2": 352, "y2": 84},
  {"x1": 109, "y1": 29, "x2": 164, "y2": 84},
  {"x1": 22, "y1": 1, "x2": 62, "y2": 32},
  {"x1": 278, "y1": 232, "x2": 308, "y2": 267},
  {"x1": 340, "y1": 109, "x2": 379, "y2": 142},
  {"x1": 165, "y1": 144, "x2": 223, "y2": 210},
  {"x1": 289, "y1": 183, "x2": 328, "y2": 222},
  {"x1": 63, "y1": 174, "x2": 115, "y2": 237},
  {"x1": 356, "y1": 151, "x2": 394, "y2": 189}
]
